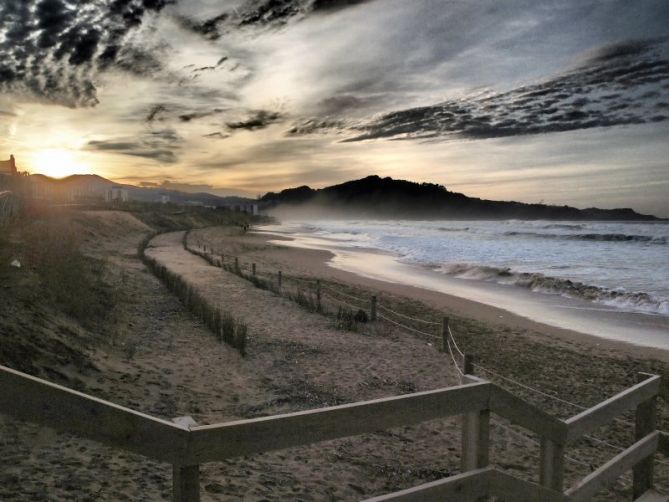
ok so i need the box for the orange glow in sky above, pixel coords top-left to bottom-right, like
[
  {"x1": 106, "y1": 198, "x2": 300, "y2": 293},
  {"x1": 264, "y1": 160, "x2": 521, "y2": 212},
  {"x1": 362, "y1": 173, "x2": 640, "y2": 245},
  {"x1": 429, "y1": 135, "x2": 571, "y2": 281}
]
[{"x1": 30, "y1": 149, "x2": 92, "y2": 179}]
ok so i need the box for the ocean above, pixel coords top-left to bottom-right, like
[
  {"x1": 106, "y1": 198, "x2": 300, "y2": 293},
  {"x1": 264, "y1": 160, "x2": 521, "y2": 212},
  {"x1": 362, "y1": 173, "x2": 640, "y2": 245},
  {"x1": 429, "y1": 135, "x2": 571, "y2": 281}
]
[{"x1": 259, "y1": 219, "x2": 669, "y2": 347}]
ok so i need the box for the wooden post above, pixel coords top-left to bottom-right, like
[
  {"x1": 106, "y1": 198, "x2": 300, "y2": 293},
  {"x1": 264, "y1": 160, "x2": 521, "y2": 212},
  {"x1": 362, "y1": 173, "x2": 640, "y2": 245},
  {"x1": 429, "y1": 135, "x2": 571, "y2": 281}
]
[
  {"x1": 441, "y1": 317, "x2": 450, "y2": 353},
  {"x1": 463, "y1": 354, "x2": 474, "y2": 375},
  {"x1": 370, "y1": 295, "x2": 377, "y2": 321},
  {"x1": 316, "y1": 280, "x2": 322, "y2": 311},
  {"x1": 460, "y1": 359, "x2": 490, "y2": 475},
  {"x1": 539, "y1": 438, "x2": 565, "y2": 491},
  {"x1": 633, "y1": 373, "x2": 657, "y2": 498},
  {"x1": 252, "y1": 263, "x2": 256, "y2": 276},
  {"x1": 173, "y1": 464, "x2": 200, "y2": 502},
  {"x1": 278, "y1": 271, "x2": 282, "y2": 291}
]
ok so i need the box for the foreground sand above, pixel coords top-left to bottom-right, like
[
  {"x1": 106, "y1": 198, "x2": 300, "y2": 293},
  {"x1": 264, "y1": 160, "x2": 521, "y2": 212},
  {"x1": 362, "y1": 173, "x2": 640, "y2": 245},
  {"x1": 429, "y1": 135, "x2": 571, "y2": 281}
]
[{"x1": 2, "y1": 213, "x2": 668, "y2": 500}]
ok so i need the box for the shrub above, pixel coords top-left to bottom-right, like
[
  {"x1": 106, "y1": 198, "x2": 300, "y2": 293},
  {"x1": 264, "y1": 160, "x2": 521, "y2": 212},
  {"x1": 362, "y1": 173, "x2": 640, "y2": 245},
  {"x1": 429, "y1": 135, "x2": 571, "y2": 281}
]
[
  {"x1": 335, "y1": 306, "x2": 365, "y2": 332},
  {"x1": 235, "y1": 322, "x2": 248, "y2": 357},
  {"x1": 20, "y1": 220, "x2": 115, "y2": 324},
  {"x1": 221, "y1": 313, "x2": 235, "y2": 345}
]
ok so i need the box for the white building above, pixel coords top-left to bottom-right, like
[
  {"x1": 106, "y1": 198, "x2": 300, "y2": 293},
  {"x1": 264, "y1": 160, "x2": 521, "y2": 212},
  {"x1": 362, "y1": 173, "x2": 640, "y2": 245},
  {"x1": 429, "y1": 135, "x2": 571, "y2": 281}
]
[{"x1": 106, "y1": 186, "x2": 129, "y2": 202}]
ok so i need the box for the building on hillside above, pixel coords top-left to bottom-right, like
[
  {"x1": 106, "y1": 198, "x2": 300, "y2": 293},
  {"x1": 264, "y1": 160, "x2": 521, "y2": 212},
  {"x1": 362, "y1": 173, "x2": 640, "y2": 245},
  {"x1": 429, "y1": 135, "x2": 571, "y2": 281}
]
[
  {"x1": 237, "y1": 204, "x2": 259, "y2": 215},
  {"x1": 160, "y1": 193, "x2": 170, "y2": 204},
  {"x1": 106, "y1": 186, "x2": 129, "y2": 203},
  {"x1": 0, "y1": 155, "x2": 18, "y2": 176}
]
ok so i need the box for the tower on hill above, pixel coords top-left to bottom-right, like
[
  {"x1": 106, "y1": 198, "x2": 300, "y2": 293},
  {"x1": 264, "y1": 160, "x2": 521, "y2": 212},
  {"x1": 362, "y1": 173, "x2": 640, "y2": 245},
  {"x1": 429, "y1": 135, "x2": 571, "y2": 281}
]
[{"x1": 0, "y1": 155, "x2": 18, "y2": 176}]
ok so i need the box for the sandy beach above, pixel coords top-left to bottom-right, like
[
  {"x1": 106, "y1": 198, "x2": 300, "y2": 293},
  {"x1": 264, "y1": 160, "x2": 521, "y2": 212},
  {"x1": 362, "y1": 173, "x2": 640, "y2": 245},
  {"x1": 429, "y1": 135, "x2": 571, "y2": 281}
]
[
  {"x1": 2, "y1": 213, "x2": 668, "y2": 501},
  {"x1": 185, "y1": 224, "x2": 669, "y2": 499}
]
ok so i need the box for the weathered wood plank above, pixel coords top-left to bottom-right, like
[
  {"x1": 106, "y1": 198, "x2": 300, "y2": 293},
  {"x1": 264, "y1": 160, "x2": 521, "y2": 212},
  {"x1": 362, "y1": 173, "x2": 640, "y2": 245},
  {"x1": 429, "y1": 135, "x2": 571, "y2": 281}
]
[
  {"x1": 490, "y1": 385, "x2": 568, "y2": 443},
  {"x1": 187, "y1": 382, "x2": 491, "y2": 463},
  {"x1": 0, "y1": 364, "x2": 188, "y2": 463},
  {"x1": 565, "y1": 431, "x2": 659, "y2": 502},
  {"x1": 565, "y1": 376, "x2": 660, "y2": 442},
  {"x1": 634, "y1": 388, "x2": 657, "y2": 498},
  {"x1": 173, "y1": 464, "x2": 200, "y2": 502},
  {"x1": 634, "y1": 489, "x2": 669, "y2": 502},
  {"x1": 540, "y1": 438, "x2": 565, "y2": 491},
  {"x1": 461, "y1": 409, "x2": 490, "y2": 472},
  {"x1": 658, "y1": 431, "x2": 669, "y2": 458},
  {"x1": 362, "y1": 467, "x2": 493, "y2": 502},
  {"x1": 490, "y1": 470, "x2": 567, "y2": 502}
]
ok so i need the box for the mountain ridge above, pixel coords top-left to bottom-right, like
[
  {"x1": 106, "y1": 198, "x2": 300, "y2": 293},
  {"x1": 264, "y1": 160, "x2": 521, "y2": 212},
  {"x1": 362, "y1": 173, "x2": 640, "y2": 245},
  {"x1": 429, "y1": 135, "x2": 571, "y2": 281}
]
[
  {"x1": 24, "y1": 173, "x2": 254, "y2": 206},
  {"x1": 261, "y1": 175, "x2": 661, "y2": 220}
]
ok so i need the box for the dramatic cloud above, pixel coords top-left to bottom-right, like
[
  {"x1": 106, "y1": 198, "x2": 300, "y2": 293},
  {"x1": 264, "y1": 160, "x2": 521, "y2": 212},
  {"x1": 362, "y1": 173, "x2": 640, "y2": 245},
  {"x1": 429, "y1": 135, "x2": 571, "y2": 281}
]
[
  {"x1": 3, "y1": 0, "x2": 668, "y2": 216},
  {"x1": 226, "y1": 110, "x2": 283, "y2": 130},
  {"x1": 203, "y1": 132, "x2": 230, "y2": 140},
  {"x1": 85, "y1": 127, "x2": 181, "y2": 163},
  {"x1": 0, "y1": 0, "x2": 172, "y2": 107},
  {"x1": 175, "y1": 0, "x2": 377, "y2": 39},
  {"x1": 345, "y1": 39, "x2": 669, "y2": 142},
  {"x1": 287, "y1": 118, "x2": 348, "y2": 136}
]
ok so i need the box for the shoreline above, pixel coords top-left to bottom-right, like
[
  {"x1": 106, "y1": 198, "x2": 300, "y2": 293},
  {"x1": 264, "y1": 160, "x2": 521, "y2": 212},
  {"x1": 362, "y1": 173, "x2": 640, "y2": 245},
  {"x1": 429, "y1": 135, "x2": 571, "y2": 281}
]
[{"x1": 255, "y1": 229, "x2": 669, "y2": 364}]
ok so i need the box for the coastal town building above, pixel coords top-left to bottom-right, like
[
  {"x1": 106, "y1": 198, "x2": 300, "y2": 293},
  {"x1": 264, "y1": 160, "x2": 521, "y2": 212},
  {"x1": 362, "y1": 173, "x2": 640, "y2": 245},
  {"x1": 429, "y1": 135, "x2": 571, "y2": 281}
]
[
  {"x1": 105, "y1": 186, "x2": 129, "y2": 203},
  {"x1": 0, "y1": 155, "x2": 18, "y2": 176}
]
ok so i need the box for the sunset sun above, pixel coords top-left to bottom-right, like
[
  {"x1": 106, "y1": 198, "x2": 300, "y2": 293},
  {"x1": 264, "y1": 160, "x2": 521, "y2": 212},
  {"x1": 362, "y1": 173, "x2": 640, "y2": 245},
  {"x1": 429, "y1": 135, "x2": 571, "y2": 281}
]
[{"x1": 31, "y1": 149, "x2": 91, "y2": 179}]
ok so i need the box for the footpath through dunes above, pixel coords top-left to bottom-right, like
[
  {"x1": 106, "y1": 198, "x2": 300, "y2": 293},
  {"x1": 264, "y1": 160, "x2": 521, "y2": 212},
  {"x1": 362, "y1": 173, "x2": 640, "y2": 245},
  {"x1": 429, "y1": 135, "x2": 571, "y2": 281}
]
[
  {"x1": 1, "y1": 211, "x2": 274, "y2": 501},
  {"x1": 145, "y1": 230, "x2": 476, "y2": 499}
]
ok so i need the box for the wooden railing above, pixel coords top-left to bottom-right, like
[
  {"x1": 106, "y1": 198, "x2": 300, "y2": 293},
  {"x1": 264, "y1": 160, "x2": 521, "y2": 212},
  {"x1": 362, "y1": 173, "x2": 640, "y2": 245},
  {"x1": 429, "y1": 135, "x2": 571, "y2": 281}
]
[{"x1": 0, "y1": 363, "x2": 662, "y2": 501}]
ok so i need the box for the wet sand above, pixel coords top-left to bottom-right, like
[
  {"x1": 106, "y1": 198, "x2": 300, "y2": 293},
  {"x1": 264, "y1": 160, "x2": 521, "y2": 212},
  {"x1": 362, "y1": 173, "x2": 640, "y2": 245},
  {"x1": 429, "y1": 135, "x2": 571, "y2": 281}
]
[{"x1": 257, "y1": 227, "x2": 669, "y2": 354}]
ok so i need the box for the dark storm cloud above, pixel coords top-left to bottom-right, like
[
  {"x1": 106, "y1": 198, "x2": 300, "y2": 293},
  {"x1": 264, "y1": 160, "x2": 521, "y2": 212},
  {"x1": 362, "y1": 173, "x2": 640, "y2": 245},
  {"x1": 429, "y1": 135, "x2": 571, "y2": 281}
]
[
  {"x1": 287, "y1": 118, "x2": 348, "y2": 136},
  {"x1": 0, "y1": 0, "x2": 172, "y2": 107},
  {"x1": 345, "y1": 39, "x2": 669, "y2": 142},
  {"x1": 176, "y1": 0, "x2": 376, "y2": 40},
  {"x1": 203, "y1": 131, "x2": 230, "y2": 140},
  {"x1": 86, "y1": 127, "x2": 181, "y2": 163},
  {"x1": 146, "y1": 104, "x2": 168, "y2": 123},
  {"x1": 226, "y1": 110, "x2": 283, "y2": 130},
  {"x1": 179, "y1": 108, "x2": 224, "y2": 122},
  {"x1": 311, "y1": 0, "x2": 373, "y2": 12},
  {"x1": 138, "y1": 103, "x2": 225, "y2": 125}
]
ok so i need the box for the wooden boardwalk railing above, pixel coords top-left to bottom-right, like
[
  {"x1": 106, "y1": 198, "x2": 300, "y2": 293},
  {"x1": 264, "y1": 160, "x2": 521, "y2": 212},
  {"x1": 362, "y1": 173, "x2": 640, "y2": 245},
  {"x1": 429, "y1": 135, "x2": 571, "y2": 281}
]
[{"x1": 0, "y1": 363, "x2": 662, "y2": 501}]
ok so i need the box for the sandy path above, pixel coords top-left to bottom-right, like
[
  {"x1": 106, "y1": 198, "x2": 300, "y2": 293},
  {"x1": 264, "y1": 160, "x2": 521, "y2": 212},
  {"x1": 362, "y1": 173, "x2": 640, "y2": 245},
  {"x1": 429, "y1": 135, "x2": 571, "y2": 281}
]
[{"x1": 146, "y1": 231, "x2": 472, "y2": 500}]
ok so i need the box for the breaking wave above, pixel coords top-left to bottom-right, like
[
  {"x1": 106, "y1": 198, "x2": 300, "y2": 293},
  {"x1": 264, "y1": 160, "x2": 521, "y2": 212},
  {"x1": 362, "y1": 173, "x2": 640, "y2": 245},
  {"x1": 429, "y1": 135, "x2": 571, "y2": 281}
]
[
  {"x1": 437, "y1": 226, "x2": 469, "y2": 232},
  {"x1": 504, "y1": 231, "x2": 666, "y2": 245},
  {"x1": 438, "y1": 263, "x2": 669, "y2": 316},
  {"x1": 542, "y1": 223, "x2": 585, "y2": 230}
]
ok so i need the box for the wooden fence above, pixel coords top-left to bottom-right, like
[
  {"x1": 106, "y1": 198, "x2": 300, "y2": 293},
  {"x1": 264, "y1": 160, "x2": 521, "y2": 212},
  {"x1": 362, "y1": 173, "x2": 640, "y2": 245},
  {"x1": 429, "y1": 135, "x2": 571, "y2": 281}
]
[
  {"x1": 0, "y1": 190, "x2": 20, "y2": 226},
  {"x1": 0, "y1": 363, "x2": 664, "y2": 501}
]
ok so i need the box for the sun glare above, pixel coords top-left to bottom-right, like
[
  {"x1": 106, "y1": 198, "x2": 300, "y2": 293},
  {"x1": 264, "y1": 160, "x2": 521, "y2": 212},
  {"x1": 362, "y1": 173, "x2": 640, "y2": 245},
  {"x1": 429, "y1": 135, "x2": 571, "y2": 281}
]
[{"x1": 31, "y1": 149, "x2": 91, "y2": 179}]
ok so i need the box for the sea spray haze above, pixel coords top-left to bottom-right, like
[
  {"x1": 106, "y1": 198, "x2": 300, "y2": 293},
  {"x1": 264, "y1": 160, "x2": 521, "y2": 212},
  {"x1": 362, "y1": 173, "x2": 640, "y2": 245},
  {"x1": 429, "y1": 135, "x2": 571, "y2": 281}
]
[{"x1": 262, "y1": 219, "x2": 669, "y2": 316}]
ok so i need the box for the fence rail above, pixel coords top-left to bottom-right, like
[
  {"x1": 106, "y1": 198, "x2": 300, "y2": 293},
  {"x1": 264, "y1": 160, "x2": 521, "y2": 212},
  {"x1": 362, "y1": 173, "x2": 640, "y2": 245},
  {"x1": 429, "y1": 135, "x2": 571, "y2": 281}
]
[{"x1": 0, "y1": 362, "x2": 663, "y2": 501}]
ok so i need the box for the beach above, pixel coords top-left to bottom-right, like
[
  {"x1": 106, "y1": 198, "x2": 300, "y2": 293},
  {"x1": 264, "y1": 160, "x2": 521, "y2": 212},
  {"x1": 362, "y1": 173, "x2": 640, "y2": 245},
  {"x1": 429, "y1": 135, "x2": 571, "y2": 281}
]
[
  {"x1": 185, "y1": 224, "x2": 669, "y2": 499},
  {"x1": 2, "y1": 213, "x2": 669, "y2": 501}
]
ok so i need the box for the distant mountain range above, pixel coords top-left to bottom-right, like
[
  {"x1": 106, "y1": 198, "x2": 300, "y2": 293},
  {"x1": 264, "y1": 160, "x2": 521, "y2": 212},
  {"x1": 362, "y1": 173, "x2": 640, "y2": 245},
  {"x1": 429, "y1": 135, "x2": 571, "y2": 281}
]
[
  {"x1": 260, "y1": 175, "x2": 661, "y2": 220},
  {"x1": 26, "y1": 174, "x2": 254, "y2": 207}
]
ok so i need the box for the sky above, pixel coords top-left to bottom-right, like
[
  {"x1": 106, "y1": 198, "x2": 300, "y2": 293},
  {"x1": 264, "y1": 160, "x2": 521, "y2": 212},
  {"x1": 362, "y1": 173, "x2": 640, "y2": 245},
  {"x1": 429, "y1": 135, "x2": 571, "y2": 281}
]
[{"x1": 1, "y1": 0, "x2": 668, "y2": 216}]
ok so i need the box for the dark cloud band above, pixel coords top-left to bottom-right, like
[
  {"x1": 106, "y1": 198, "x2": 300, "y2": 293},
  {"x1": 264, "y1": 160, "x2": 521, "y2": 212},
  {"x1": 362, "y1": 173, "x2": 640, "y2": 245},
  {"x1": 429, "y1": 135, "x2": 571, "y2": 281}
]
[{"x1": 343, "y1": 39, "x2": 669, "y2": 142}]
